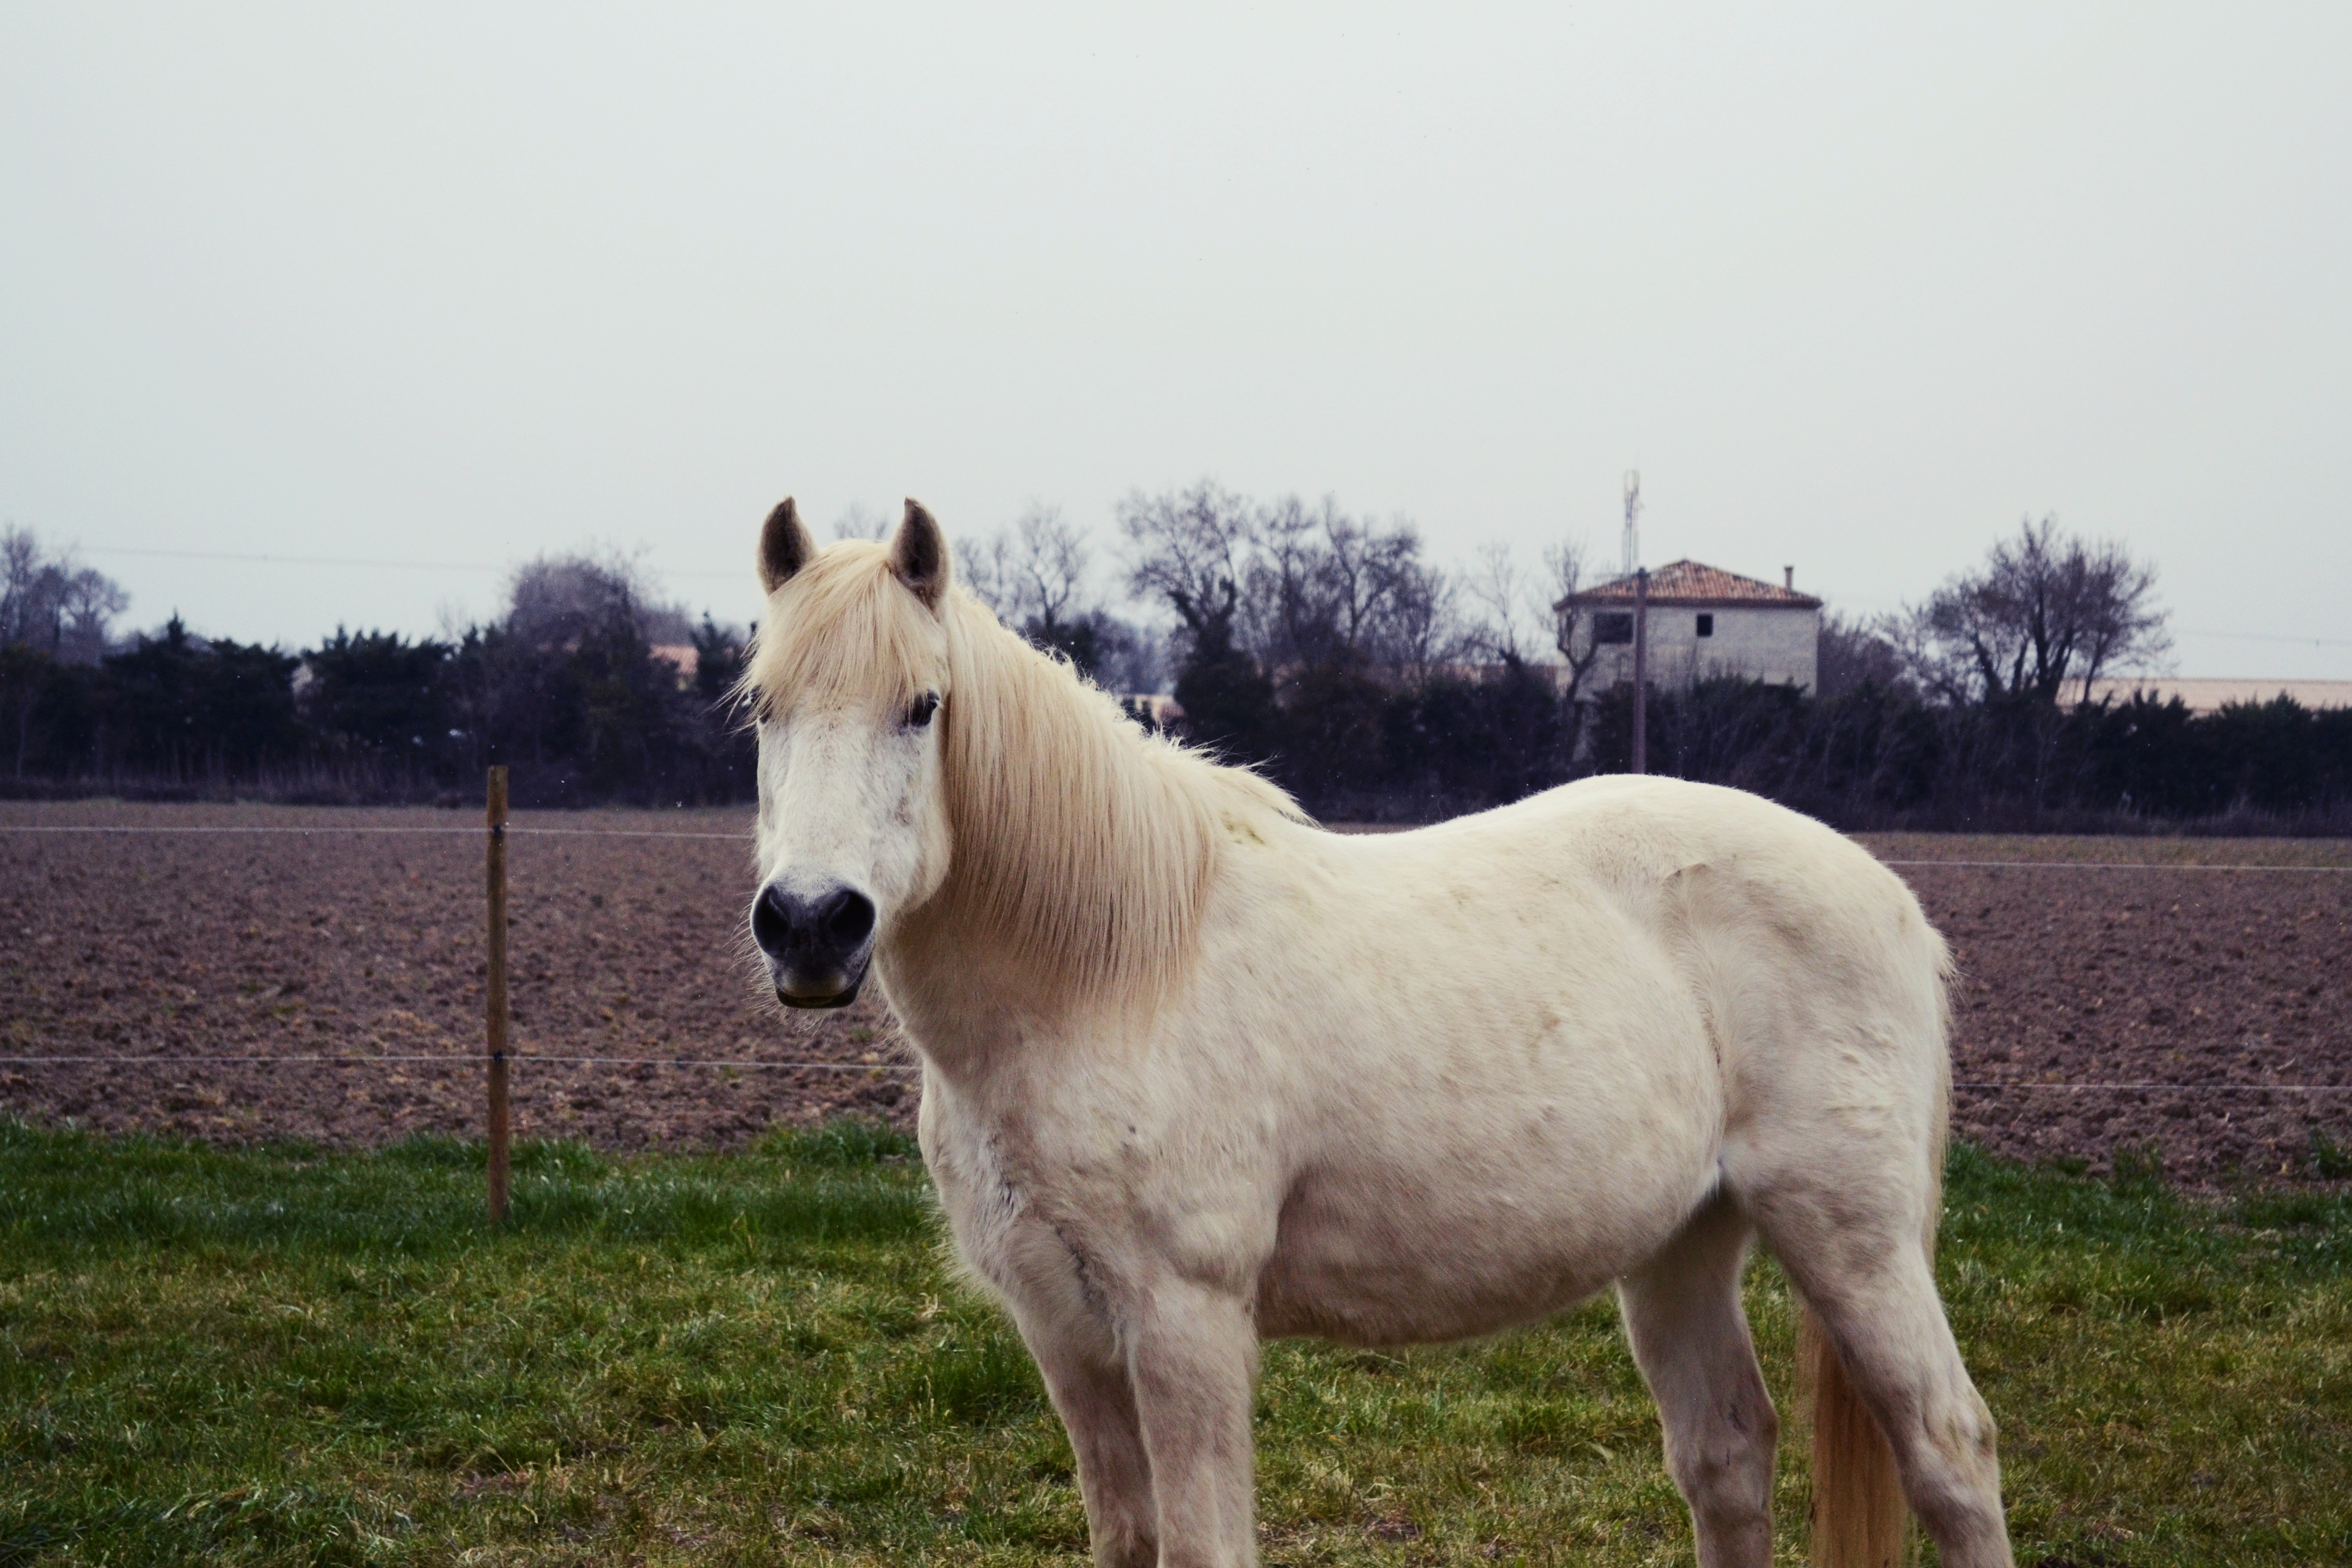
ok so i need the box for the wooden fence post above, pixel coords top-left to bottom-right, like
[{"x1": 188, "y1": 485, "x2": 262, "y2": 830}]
[{"x1": 485, "y1": 765, "x2": 511, "y2": 1224}]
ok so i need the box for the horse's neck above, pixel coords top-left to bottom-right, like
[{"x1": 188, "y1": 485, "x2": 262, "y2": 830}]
[{"x1": 886, "y1": 607, "x2": 1227, "y2": 1057}]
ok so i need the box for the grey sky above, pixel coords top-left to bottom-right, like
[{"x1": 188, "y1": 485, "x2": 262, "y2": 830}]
[{"x1": 3, "y1": 4, "x2": 2346, "y2": 676}]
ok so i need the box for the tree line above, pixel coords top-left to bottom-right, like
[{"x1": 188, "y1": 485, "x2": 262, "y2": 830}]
[
  {"x1": 2, "y1": 538, "x2": 753, "y2": 807},
  {"x1": 4, "y1": 500, "x2": 2347, "y2": 829}
]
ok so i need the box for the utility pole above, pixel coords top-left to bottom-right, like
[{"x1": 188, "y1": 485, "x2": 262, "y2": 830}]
[
  {"x1": 1631, "y1": 565, "x2": 1650, "y2": 774},
  {"x1": 1623, "y1": 472, "x2": 1649, "y2": 775},
  {"x1": 1621, "y1": 470, "x2": 1642, "y2": 577}
]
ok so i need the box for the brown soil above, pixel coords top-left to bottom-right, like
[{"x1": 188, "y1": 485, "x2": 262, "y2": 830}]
[
  {"x1": 1858, "y1": 832, "x2": 2352, "y2": 1183},
  {"x1": 4, "y1": 806, "x2": 2347, "y2": 1183},
  {"x1": 0, "y1": 802, "x2": 911, "y2": 1151}
]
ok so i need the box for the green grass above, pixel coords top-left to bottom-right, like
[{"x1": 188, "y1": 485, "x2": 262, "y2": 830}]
[{"x1": 3, "y1": 1123, "x2": 2346, "y2": 1567}]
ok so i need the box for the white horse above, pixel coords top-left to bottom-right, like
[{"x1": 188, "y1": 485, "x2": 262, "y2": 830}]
[{"x1": 740, "y1": 498, "x2": 2011, "y2": 1568}]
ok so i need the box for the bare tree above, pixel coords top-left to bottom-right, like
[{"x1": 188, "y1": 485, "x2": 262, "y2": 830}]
[
  {"x1": 1119, "y1": 480, "x2": 1257, "y2": 652},
  {"x1": 1816, "y1": 611, "x2": 1909, "y2": 699},
  {"x1": 0, "y1": 529, "x2": 35, "y2": 638},
  {"x1": 953, "y1": 502, "x2": 1162, "y2": 689},
  {"x1": 506, "y1": 548, "x2": 692, "y2": 646},
  {"x1": 1377, "y1": 554, "x2": 1457, "y2": 681},
  {"x1": 1124, "y1": 482, "x2": 1462, "y2": 685},
  {"x1": 951, "y1": 528, "x2": 1017, "y2": 620},
  {"x1": 1307, "y1": 504, "x2": 1440, "y2": 671},
  {"x1": 1462, "y1": 541, "x2": 1556, "y2": 664},
  {"x1": 2069, "y1": 540, "x2": 2173, "y2": 702},
  {"x1": 1241, "y1": 494, "x2": 1323, "y2": 664},
  {"x1": 55, "y1": 569, "x2": 126, "y2": 663},
  {"x1": 831, "y1": 502, "x2": 889, "y2": 543},
  {"x1": 1901, "y1": 517, "x2": 2170, "y2": 705},
  {"x1": 1006, "y1": 503, "x2": 1091, "y2": 638},
  {"x1": 1243, "y1": 496, "x2": 1422, "y2": 669},
  {"x1": 1, "y1": 526, "x2": 129, "y2": 663},
  {"x1": 1544, "y1": 539, "x2": 1604, "y2": 697}
]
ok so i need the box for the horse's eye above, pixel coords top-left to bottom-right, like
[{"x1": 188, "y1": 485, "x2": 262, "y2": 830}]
[{"x1": 906, "y1": 692, "x2": 940, "y2": 728}]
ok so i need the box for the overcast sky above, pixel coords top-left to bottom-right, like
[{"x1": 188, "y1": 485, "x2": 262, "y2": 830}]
[{"x1": 4, "y1": 4, "x2": 2346, "y2": 677}]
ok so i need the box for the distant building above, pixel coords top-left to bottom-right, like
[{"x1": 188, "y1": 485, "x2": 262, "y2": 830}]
[
  {"x1": 1121, "y1": 692, "x2": 1184, "y2": 728},
  {"x1": 2082, "y1": 677, "x2": 2352, "y2": 713},
  {"x1": 1557, "y1": 559, "x2": 1823, "y2": 696},
  {"x1": 648, "y1": 644, "x2": 699, "y2": 687}
]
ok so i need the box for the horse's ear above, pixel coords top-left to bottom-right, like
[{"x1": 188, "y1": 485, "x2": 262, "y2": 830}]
[
  {"x1": 889, "y1": 499, "x2": 950, "y2": 609},
  {"x1": 757, "y1": 497, "x2": 817, "y2": 594}
]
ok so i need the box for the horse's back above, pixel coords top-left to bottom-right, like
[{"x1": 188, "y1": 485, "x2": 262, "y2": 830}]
[{"x1": 1321, "y1": 774, "x2": 1946, "y2": 1036}]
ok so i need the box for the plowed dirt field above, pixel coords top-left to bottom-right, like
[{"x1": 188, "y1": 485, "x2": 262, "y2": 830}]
[{"x1": 4, "y1": 804, "x2": 2347, "y2": 1182}]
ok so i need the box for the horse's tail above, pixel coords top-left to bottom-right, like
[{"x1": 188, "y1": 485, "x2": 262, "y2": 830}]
[{"x1": 1799, "y1": 1307, "x2": 1907, "y2": 1567}]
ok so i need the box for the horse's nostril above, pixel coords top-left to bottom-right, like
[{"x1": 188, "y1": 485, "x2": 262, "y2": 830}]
[
  {"x1": 751, "y1": 885, "x2": 797, "y2": 960},
  {"x1": 820, "y1": 889, "x2": 876, "y2": 948}
]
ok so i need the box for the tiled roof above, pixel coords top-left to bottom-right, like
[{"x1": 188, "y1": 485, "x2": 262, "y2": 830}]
[{"x1": 1558, "y1": 559, "x2": 1822, "y2": 610}]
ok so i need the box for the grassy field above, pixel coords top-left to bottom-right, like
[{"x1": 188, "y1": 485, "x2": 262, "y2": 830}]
[{"x1": 2, "y1": 1122, "x2": 2347, "y2": 1567}]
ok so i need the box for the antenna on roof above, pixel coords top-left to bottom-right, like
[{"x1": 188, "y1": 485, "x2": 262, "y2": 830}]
[{"x1": 1621, "y1": 470, "x2": 1643, "y2": 577}]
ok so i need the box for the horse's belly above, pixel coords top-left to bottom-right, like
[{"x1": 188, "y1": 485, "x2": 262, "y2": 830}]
[
  {"x1": 1253, "y1": 1160, "x2": 1702, "y2": 1345},
  {"x1": 1256, "y1": 1241, "x2": 1606, "y2": 1345}
]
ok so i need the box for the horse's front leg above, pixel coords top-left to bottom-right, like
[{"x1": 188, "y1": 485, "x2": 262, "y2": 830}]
[
  {"x1": 1014, "y1": 1307, "x2": 1159, "y2": 1568},
  {"x1": 1124, "y1": 1277, "x2": 1260, "y2": 1568}
]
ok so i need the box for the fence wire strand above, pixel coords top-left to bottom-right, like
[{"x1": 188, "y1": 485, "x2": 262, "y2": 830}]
[
  {"x1": 0, "y1": 1055, "x2": 920, "y2": 1070},
  {"x1": 2, "y1": 1057, "x2": 2339, "y2": 1091},
  {"x1": 1880, "y1": 859, "x2": 2352, "y2": 872},
  {"x1": 9, "y1": 824, "x2": 2352, "y2": 866},
  {"x1": 0, "y1": 824, "x2": 749, "y2": 840}
]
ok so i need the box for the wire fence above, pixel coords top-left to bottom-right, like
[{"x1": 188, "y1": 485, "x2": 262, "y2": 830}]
[
  {"x1": 5, "y1": 802, "x2": 2349, "y2": 1169},
  {"x1": 8, "y1": 823, "x2": 2352, "y2": 864},
  {"x1": 1880, "y1": 859, "x2": 2352, "y2": 873},
  {"x1": 9, "y1": 821, "x2": 2352, "y2": 868},
  {"x1": 4, "y1": 1063, "x2": 2344, "y2": 1095},
  {"x1": 0, "y1": 824, "x2": 749, "y2": 840},
  {"x1": 0, "y1": 1055, "x2": 922, "y2": 1070}
]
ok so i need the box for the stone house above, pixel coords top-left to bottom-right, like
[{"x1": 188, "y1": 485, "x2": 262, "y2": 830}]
[{"x1": 1556, "y1": 559, "x2": 1823, "y2": 696}]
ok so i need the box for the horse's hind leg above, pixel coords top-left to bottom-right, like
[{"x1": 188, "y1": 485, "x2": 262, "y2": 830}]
[
  {"x1": 1747, "y1": 1178, "x2": 2012, "y2": 1567},
  {"x1": 1616, "y1": 1191, "x2": 1779, "y2": 1568}
]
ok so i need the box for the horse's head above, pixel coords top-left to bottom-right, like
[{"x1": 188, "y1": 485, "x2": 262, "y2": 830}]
[{"x1": 739, "y1": 497, "x2": 955, "y2": 1008}]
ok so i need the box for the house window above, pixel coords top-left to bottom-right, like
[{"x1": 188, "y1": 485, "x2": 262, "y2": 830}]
[
  {"x1": 1594, "y1": 612, "x2": 1633, "y2": 645},
  {"x1": 1696, "y1": 614, "x2": 1714, "y2": 637}
]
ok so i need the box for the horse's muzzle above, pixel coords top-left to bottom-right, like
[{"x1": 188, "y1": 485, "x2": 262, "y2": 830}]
[{"x1": 751, "y1": 880, "x2": 875, "y2": 1011}]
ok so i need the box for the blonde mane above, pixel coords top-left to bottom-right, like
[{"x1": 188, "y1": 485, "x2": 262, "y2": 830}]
[
  {"x1": 739, "y1": 543, "x2": 941, "y2": 718},
  {"x1": 743, "y1": 543, "x2": 1305, "y2": 1010}
]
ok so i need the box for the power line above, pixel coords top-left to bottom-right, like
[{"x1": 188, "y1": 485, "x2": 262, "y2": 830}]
[
  {"x1": 79, "y1": 544, "x2": 745, "y2": 583},
  {"x1": 85, "y1": 546, "x2": 505, "y2": 572},
  {"x1": 2178, "y1": 627, "x2": 2352, "y2": 648},
  {"x1": 64, "y1": 546, "x2": 2352, "y2": 653}
]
